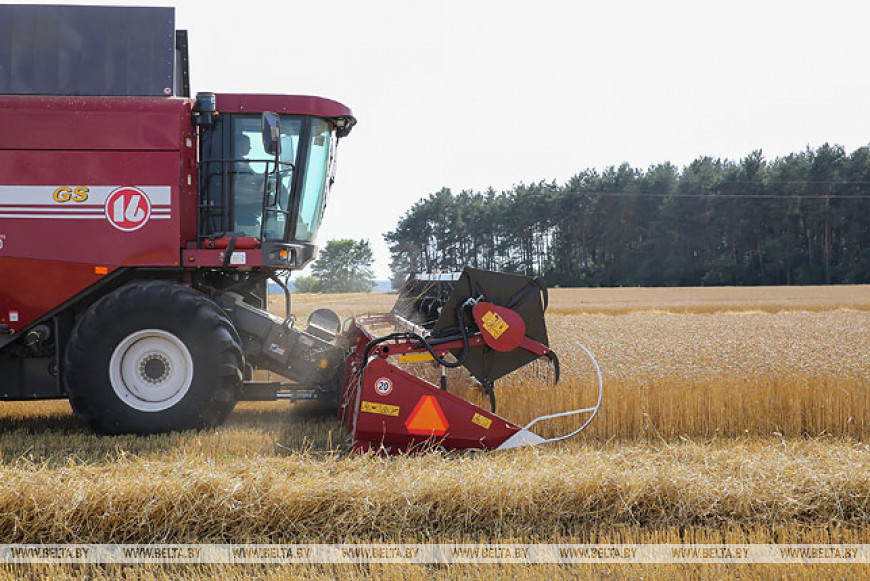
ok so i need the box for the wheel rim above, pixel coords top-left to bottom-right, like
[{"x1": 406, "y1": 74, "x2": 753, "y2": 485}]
[{"x1": 109, "y1": 329, "x2": 194, "y2": 412}]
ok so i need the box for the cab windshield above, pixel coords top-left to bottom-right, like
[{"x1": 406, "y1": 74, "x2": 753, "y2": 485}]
[{"x1": 198, "y1": 114, "x2": 337, "y2": 244}]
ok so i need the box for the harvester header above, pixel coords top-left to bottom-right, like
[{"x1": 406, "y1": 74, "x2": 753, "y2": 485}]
[{"x1": 337, "y1": 268, "x2": 599, "y2": 453}]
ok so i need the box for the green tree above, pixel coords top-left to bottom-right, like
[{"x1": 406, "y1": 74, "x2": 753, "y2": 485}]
[
  {"x1": 292, "y1": 275, "x2": 321, "y2": 293},
  {"x1": 311, "y1": 239, "x2": 376, "y2": 293}
]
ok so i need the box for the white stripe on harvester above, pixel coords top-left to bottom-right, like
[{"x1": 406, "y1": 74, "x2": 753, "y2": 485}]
[{"x1": 0, "y1": 186, "x2": 172, "y2": 205}]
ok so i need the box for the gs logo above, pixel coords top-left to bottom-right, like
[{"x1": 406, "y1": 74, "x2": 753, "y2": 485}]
[{"x1": 53, "y1": 186, "x2": 89, "y2": 203}]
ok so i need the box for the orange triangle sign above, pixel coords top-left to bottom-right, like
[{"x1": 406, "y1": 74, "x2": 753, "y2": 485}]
[{"x1": 405, "y1": 395, "x2": 449, "y2": 436}]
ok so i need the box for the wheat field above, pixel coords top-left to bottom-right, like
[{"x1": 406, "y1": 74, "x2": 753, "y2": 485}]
[{"x1": 1, "y1": 286, "x2": 868, "y2": 579}]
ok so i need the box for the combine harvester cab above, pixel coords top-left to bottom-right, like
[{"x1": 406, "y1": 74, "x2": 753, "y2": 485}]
[{"x1": 338, "y1": 267, "x2": 602, "y2": 453}]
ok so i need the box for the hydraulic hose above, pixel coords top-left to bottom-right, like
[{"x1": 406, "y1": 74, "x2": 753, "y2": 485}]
[{"x1": 360, "y1": 299, "x2": 475, "y2": 375}]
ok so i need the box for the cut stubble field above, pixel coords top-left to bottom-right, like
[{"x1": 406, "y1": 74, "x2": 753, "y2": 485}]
[{"x1": 1, "y1": 285, "x2": 869, "y2": 579}]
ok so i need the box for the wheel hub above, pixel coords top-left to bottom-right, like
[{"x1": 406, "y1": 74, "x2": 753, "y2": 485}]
[
  {"x1": 109, "y1": 329, "x2": 194, "y2": 412},
  {"x1": 140, "y1": 354, "x2": 170, "y2": 384}
]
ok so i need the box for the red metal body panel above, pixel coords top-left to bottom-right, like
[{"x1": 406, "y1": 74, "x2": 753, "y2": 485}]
[
  {"x1": 182, "y1": 248, "x2": 264, "y2": 268},
  {"x1": 0, "y1": 96, "x2": 193, "y2": 331},
  {"x1": 0, "y1": 96, "x2": 190, "y2": 151},
  {"x1": 214, "y1": 94, "x2": 354, "y2": 118},
  {"x1": 0, "y1": 258, "x2": 116, "y2": 332},
  {"x1": 0, "y1": 153, "x2": 183, "y2": 264},
  {"x1": 350, "y1": 357, "x2": 521, "y2": 453}
]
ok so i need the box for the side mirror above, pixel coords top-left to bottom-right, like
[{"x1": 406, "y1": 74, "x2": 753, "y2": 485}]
[{"x1": 262, "y1": 112, "x2": 281, "y2": 156}]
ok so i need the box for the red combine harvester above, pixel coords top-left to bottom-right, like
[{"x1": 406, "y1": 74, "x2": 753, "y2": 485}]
[{"x1": 0, "y1": 6, "x2": 599, "y2": 451}]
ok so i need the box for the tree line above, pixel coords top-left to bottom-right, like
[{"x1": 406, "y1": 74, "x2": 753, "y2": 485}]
[{"x1": 385, "y1": 144, "x2": 870, "y2": 288}]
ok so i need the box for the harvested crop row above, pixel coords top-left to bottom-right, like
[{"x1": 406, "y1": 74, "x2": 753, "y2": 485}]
[{"x1": 0, "y1": 438, "x2": 867, "y2": 543}]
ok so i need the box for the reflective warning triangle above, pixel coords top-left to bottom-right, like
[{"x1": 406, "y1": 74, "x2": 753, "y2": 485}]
[{"x1": 405, "y1": 395, "x2": 449, "y2": 436}]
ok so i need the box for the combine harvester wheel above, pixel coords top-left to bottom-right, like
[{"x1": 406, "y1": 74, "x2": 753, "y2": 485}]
[{"x1": 63, "y1": 281, "x2": 243, "y2": 434}]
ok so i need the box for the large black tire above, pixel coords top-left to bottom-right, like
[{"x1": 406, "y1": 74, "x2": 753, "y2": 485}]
[{"x1": 63, "y1": 281, "x2": 243, "y2": 434}]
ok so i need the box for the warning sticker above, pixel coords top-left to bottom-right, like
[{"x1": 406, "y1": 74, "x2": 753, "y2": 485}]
[
  {"x1": 397, "y1": 352, "x2": 434, "y2": 364},
  {"x1": 229, "y1": 252, "x2": 247, "y2": 265},
  {"x1": 374, "y1": 377, "x2": 393, "y2": 396},
  {"x1": 471, "y1": 413, "x2": 492, "y2": 430},
  {"x1": 405, "y1": 395, "x2": 449, "y2": 436},
  {"x1": 361, "y1": 401, "x2": 400, "y2": 417},
  {"x1": 481, "y1": 310, "x2": 509, "y2": 339}
]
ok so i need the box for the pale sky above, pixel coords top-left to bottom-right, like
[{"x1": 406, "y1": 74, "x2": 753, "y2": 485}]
[{"x1": 17, "y1": 1, "x2": 870, "y2": 278}]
